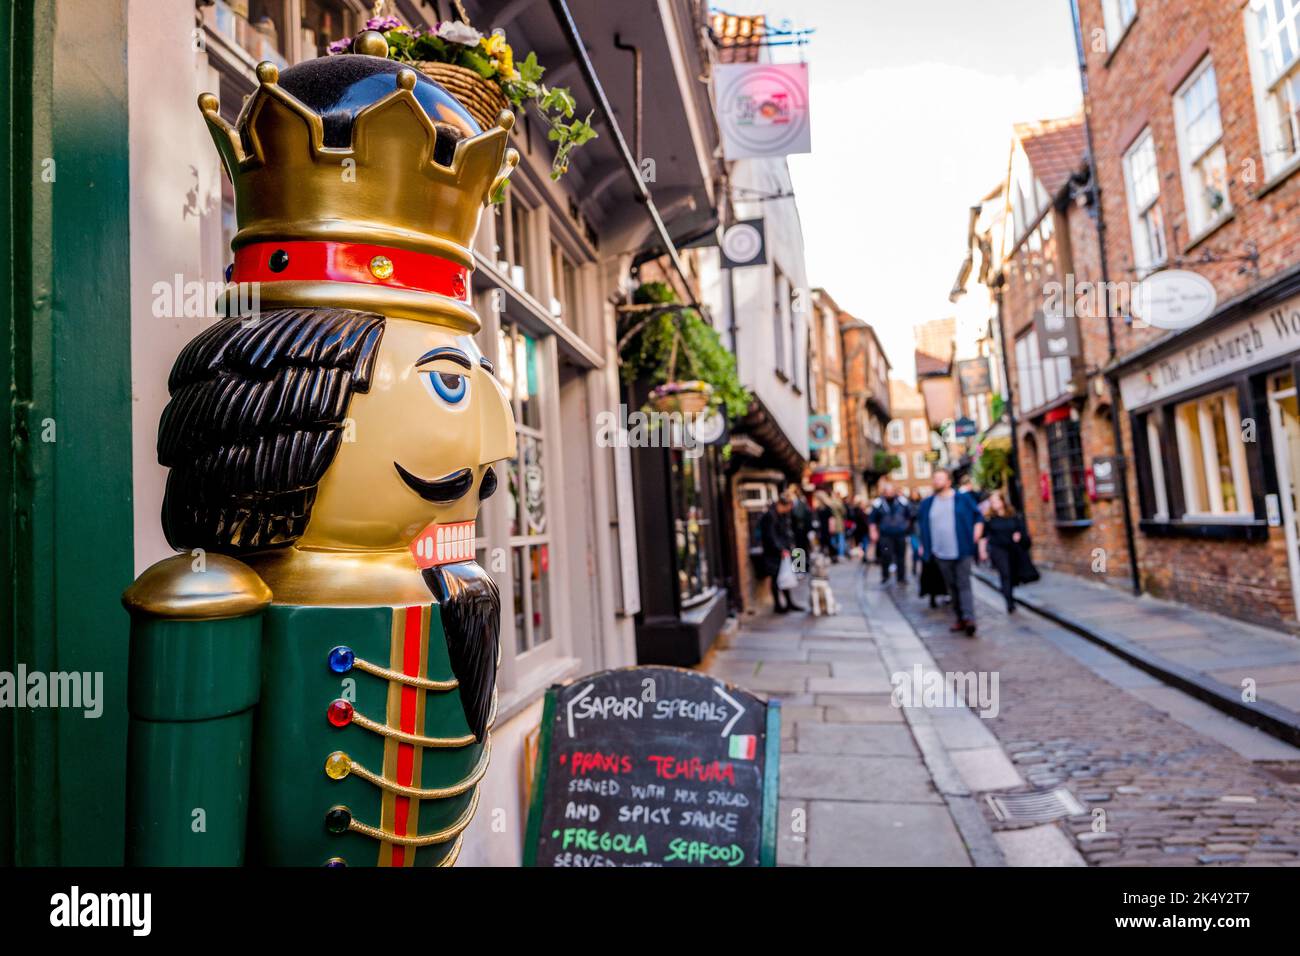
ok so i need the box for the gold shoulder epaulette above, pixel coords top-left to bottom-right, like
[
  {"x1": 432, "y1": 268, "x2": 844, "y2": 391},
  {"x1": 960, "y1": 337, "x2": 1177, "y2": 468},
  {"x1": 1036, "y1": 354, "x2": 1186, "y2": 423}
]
[{"x1": 122, "y1": 552, "x2": 272, "y2": 620}]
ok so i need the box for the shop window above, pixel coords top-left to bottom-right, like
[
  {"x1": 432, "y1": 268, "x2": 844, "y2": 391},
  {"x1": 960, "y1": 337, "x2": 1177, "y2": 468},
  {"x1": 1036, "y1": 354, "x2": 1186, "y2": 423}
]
[
  {"x1": 1246, "y1": 0, "x2": 1300, "y2": 178},
  {"x1": 1173, "y1": 388, "x2": 1253, "y2": 517},
  {"x1": 1102, "y1": 0, "x2": 1137, "y2": 51},
  {"x1": 910, "y1": 418, "x2": 929, "y2": 445},
  {"x1": 1046, "y1": 416, "x2": 1089, "y2": 523},
  {"x1": 671, "y1": 451, "x2": 716, "y2": 606},
  {"x1": 497, "y1": 322, "x2": 552, "y2": 652},
  {"x1": 1145, "y1": 414, "x2": 1170, "y2": 519},
  {"x1": 1174, "y1": 60, "x2": 1230, "y2": 237},
  {"x1": 887, "y1": 419, "x2": 905, "y2": 445},
  {"x1": 1122, "y1": 130, "x2": 1167, "y2": 272}
]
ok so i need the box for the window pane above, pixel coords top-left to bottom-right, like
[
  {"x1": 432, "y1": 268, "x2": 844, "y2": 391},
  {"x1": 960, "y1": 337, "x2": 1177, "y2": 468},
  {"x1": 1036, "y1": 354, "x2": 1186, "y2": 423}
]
[
  {"x1": 512, "y1": 545, "x2": 527, "y2": 654},
  {"x1": 529, "y1": 544, "x2": 552, "y2": 646},
  {"x1": 517, "y1": 332, "x2": 542, "y2": 430},
  {"x1": 1177, "y1": 401, "x2": 1210, "y2": 512},
  {"x1": 517, "y1": 435, "x2": 546, "y2": 535}
]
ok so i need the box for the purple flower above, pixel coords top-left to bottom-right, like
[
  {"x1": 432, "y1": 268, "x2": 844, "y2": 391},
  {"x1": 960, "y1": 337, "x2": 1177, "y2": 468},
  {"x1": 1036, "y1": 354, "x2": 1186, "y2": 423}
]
[
  {"x1": 364, "y1": 15, "x2": 403, "y2": 31},
  {"x1": 327, "y1": 37, "x2": 352, "y2": 54}
]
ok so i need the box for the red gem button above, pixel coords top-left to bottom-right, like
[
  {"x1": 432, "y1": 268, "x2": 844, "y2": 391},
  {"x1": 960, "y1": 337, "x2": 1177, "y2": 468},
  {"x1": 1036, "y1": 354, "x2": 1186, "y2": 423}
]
[{"x1": 327, "y1": 699, "x2": 354, "y2": 727}]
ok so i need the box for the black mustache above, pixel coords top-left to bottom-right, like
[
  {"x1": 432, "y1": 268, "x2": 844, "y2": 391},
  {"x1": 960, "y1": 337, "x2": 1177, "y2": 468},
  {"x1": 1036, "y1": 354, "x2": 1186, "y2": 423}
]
[
  {"x1": 393, "y1": 463, "x2": 474, "y2": 503},
  {"x1": 424, "y1": 561, "x2": 500, "y2": 742}
]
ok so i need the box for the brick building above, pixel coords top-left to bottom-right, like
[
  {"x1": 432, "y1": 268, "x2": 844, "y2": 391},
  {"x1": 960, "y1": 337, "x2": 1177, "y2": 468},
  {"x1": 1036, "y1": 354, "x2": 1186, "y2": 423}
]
[
  {"x1": 914, "y1": 317, "x2": 963, "y2": 466},
  {"x1": 807, "y1": 288, "x2": 852, "y2": 492},
  {"x1": 885, "y1": 378, "x2": 936, "y2": 497},
  {"x1": 993, "y1": 113, "x2": 1136, "y2": 586},
  {"x1": 1077, "y1": 0, "x2": 1300, "y2": 628},
  {"x1": 841, "y1": 315, "x2": 894, "y2": 493}
]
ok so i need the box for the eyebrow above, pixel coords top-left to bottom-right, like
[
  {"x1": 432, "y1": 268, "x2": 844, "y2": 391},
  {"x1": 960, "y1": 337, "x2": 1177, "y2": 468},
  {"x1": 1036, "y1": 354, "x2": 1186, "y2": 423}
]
[{"x1": 415, "y1": 347, "x2": 472, "y2": 369}]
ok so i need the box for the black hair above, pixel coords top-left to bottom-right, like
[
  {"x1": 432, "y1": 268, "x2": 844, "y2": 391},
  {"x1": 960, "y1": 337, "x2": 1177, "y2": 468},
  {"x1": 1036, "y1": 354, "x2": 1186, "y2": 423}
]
[{"x1": 158, "y1": 307, "x2": 384, "y2": 552}]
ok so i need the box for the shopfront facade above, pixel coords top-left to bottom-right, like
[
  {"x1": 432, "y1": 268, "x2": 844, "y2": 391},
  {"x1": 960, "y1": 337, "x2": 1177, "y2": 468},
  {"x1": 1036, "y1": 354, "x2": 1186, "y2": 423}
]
[{"x1": 1118, "y1": 280, "x2": 1300, "y2": 627}]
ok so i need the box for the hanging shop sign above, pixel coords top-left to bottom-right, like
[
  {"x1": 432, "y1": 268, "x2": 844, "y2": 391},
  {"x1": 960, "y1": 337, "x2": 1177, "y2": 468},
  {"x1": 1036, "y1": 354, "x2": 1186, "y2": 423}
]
[
  {"x1": 808, "y1": 414, "x2": 834, "y2": 449},
  {"x1": 957, "y1": 358, "x2": 992, "y2": 396},
  {"x1": 715, "y1": 62, "x2": 812, "y2": 160},
  {"x1": 1131, "y1": 269, "x2": 1217, "y2": 331},
  {"x1": 1118, "y1": 293, "x2": 1300, "y2": 409},
  {"x1": 720, "y1": 218, "x2": 767, "y2": 268},
  {"x1": 954, "y1": 416, "x2": 978, "y2": 438},
  {"x1": 1091, "y1": 456, "x2": 1122, "y2": 500},
  {"x1": 524, "y1": 666, "x2": 780, "y2": 867}
]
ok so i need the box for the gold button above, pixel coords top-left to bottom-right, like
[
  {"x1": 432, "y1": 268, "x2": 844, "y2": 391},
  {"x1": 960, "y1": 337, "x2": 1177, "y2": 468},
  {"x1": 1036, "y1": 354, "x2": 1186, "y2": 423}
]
[
  {"x1": 368, "y1": 255, "x2": 394, "y2": 279},
  {"x1": 324, "y1": 751, "x2": 352, "y2": 780}
]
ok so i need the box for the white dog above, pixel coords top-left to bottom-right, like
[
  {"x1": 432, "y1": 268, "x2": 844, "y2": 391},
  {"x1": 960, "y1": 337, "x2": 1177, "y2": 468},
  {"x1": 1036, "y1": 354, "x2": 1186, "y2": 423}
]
[{"x1": 809, "y1": 552, "x2": 839, "y2": 616}]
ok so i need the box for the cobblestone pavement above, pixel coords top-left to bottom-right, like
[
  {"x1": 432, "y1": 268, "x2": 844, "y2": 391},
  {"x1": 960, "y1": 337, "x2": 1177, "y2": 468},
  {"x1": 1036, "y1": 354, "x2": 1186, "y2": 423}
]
[{"x1": 888, "y1": 575, "x2": 1300, "y2": 866}]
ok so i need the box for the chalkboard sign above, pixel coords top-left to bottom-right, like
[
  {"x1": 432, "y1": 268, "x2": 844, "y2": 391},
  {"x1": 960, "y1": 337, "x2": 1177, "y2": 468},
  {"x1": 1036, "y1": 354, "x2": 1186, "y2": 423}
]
[{"x1": 524, "y1": 666, "x2": 781, "y2": 867}]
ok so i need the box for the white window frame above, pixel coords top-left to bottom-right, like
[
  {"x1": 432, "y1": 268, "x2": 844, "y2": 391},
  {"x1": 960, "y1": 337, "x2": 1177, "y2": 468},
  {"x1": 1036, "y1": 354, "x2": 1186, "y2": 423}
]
[
  {"x1": 1102, "y1": 0, "x2": 1138, "y2": 52},
  {"x1": 1015, "y1": 329, "x2": 1070, "y2": 414},
  {"x1": 1146, "y1": 415, "x2": 1169, "y2": 520},
  {"x1": 1245, "y1": 0, "x2": 1300, "y2": 181},
  {"x1": 1122, "y1": 129, "x2": 1167, "y2": 272},
  {"x1": 891, "y1": 455, "x2": 908, "y2": 481},
  {"x1": 1172, "y1": 388, "x2": 1253, "y2": 520},
  {"x1": 826, "y1": 381, "x2": 842, "y2": 444},
  {"x1": 887, "y1": 419, "x2": 905, "y2": 445},
  {"x1": 913, "y1": 450, "x2": 932, "y2": 480},
  {"x1": 1173, "y1": 58, "x2": 1231, "y2": 239},
  {"x1": 910, "y1": 418, "x2": 928, "y2": 445}
]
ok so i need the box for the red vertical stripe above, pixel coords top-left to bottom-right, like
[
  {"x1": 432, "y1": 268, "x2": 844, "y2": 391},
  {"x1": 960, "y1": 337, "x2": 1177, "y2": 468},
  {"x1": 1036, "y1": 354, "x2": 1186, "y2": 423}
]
[{"x1": 392, "y1": 605, "x2": 423, "y2": 867}]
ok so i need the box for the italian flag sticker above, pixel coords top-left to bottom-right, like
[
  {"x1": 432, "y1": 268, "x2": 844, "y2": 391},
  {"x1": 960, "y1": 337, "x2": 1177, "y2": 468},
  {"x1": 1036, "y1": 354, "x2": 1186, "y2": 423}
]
[{"x1": 728, "y1": 734, "x2": 757, "y2": 760}]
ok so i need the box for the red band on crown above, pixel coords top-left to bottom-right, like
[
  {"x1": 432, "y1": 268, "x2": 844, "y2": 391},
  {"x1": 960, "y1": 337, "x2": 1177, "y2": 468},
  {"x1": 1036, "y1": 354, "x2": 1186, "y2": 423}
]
[{"x1": 233, "y1": 240, "x2": 469, "y2": 301}]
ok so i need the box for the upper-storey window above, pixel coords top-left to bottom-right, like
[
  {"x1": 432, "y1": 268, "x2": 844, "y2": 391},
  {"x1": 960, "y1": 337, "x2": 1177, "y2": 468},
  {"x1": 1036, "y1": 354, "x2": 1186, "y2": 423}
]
[
  {"x1": 1102, "y1": 0, "x2": 1138, "y2": 53},
  {"x1": 1174, "y1": 59, "x2": 1231, "y2": 238},
  {"x1": 1246, "y1": 0, "x2": 1300, "y2": 179},
  {"x1": 1122, "y1": 129, "x2": 1167, "y2": 272}
]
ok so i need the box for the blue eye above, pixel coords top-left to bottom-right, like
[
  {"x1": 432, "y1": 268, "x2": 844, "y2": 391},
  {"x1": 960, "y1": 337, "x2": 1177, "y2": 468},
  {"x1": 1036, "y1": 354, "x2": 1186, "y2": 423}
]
[{"x1": 424, "y1": 370, "x2": 469, "y2": 406}]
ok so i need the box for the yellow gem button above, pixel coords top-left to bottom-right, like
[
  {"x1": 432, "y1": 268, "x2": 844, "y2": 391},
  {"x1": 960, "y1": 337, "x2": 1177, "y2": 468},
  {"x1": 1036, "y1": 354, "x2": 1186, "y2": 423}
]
[
  {"x1": 325, "y1": 751, "x2": 352, "y2": 780},
  {"x1": 368, "y1": 255, "x2": 394, "y2": 279}
]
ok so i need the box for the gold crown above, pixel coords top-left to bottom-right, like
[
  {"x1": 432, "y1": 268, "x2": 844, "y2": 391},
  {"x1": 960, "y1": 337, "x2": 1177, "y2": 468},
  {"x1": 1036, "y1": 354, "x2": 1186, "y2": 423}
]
[{"x1": 199, "y1": 55, "x2": 518, "y2": 329}]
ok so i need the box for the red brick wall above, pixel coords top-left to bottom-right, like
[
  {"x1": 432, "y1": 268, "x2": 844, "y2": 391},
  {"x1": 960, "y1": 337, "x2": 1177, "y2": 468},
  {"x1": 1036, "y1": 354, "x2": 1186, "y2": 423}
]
[{"x1": 1076, "y1": 0, "x2": 1300, "y2": 629}]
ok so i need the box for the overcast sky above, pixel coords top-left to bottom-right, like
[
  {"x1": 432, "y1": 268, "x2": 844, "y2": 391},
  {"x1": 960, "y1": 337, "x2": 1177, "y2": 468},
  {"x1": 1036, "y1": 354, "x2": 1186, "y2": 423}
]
[{"x1": 757, "y1": 0, "x2": 1084, "y2": 380}]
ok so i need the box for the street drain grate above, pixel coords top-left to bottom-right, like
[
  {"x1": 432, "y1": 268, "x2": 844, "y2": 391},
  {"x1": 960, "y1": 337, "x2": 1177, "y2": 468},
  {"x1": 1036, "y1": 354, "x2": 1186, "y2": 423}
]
[{"x1": 985, "y1": 788, "x2": 1085, "y2": 824}]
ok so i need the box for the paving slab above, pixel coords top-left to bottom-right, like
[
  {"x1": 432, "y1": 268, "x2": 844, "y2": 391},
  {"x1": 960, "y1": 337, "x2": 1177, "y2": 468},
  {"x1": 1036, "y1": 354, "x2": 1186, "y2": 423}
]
[
  {"x1": 795, "y1": 722, "x2": 920, "y2": 757},
  {"x1": 995, "y1": 824, "x2": 1086, "y2": 867},
  {"x1": 806, "y1": 800, "x2": 970, "y2": 866},
  {"x1": 778, "y1": 753, "x2": 941, "y2": 803},
  {"x1": 948, "y1": 746, "x2": 1024, "y2": 793}
]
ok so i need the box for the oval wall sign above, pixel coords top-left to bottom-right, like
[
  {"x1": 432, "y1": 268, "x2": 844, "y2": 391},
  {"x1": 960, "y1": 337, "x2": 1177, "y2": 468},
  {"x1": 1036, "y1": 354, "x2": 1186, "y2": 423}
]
[{"x1": 1131, "y1": 269, "x2": 1217, "y2": 331}]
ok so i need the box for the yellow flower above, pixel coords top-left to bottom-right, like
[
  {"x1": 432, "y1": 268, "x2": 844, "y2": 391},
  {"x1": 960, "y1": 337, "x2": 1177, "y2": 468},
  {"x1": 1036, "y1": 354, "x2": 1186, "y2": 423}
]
[{"x1": 485, "y1": 33, "x2": 506, "y2": 56}]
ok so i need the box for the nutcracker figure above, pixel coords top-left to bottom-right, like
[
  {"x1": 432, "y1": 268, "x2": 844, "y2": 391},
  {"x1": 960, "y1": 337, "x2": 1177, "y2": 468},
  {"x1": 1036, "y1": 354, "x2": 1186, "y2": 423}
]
[{"x1": 122, "y1": 31, "x2": 518, "y2": 866}]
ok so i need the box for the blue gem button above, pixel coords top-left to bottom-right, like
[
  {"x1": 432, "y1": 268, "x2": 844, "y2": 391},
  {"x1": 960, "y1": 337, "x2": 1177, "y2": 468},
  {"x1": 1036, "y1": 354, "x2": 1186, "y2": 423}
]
[{"x1": 328, "y1": 646, "x2": 355, "y2": 674}]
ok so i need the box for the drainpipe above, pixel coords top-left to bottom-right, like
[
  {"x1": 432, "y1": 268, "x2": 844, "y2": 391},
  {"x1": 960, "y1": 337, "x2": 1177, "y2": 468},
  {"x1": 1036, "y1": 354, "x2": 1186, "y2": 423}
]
[
  {"x1": 612, "y1": 34, "x2": 642, "y2": 164},
  {"x1": 1071, "y1": 0, "x2": 1142, "y2": 596},
  {"x1": 550, "y1": 0, "x2": 694, "y2": 297}
]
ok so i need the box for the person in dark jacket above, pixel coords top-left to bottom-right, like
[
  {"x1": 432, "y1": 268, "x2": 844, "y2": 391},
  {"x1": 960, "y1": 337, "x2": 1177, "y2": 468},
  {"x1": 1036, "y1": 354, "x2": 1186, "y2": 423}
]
[
  {"x1": 868, "y1": 479, "x2": 913, "y2": 584},
  {"x1": 983, "y1": 490, "x2": 1039, "y2": 613},
  {"x1": 788, "y1": 484, "x2": 813, "y2": 556},
  {"x1": 758, "y1": 496, "x2": 805, "y2": 613}
]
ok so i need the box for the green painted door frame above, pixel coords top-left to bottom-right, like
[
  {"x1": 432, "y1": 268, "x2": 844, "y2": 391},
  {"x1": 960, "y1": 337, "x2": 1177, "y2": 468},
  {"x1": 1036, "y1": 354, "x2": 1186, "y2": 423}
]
[{"x1": 3, "y1": 0, "x2": 134, "y2": 865}]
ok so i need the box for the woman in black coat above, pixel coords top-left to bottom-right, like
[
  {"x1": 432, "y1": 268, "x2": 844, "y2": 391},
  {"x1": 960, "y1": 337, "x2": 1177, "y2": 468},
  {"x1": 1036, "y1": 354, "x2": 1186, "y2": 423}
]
[{"x1": 983, "y1": 491, "x2": 1038, "y2": 613}]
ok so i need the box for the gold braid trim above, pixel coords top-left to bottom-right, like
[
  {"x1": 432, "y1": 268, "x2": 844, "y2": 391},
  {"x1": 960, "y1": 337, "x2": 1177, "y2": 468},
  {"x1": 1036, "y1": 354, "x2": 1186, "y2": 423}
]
[
  {"x1": 353, "y1": 656, "x2": 458, "y2": 690},
  {"x1": 346, "y1": 741, "x2": 491, "y2": 799},
  {"x1": 349, "y1": 690, "x2": 499, "y2": 747},
  {"x1": 437, "y1": 835, "x2": 463, "y2": 866},
  {"x1": 348, "y1": 789, "x2": 480, "y2": 847}
]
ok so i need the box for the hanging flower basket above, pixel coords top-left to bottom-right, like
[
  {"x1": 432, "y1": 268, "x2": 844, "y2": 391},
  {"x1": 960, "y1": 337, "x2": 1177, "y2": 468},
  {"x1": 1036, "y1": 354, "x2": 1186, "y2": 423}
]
[
  {"x1": 413, "y1": 60, "x2": 509, "y2": 131},
  {"x1": 648, "y1": 381, "x2": 714, "y2": 415}
]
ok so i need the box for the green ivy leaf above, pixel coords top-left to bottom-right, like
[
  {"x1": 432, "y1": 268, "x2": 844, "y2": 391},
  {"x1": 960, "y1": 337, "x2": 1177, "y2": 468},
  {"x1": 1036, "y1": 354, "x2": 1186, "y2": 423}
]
[{"x1": 519, "y1": 50, "x2": 545, "y2": 84}]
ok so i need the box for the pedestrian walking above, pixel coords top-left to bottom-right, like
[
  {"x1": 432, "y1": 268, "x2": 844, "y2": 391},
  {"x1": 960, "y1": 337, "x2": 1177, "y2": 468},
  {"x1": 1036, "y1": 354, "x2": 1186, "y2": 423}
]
[
  {"x1": 908, "y1": 489, "x2": 924, "y2": 576},
  {"x1": 848, "y1": 495, "x2": 871, "y2": 561},
  {"x1": 758, "y1": 495, "x2": 805, "y2": 614},
  {"x1": 868, "y1": 479, "x2": 913, "y2": 584},
  {"x1": 983, "y1": 490, "x2": 1039, "y2": 613},
  {"x1": 916, "y1": 467, "x2": 986, "y2": 636}
]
